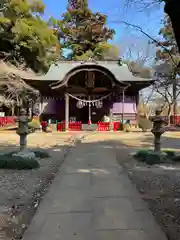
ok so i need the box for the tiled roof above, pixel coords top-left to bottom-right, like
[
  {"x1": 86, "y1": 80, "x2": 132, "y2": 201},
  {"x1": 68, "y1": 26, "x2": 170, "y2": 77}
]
[{"x1": 28, "y1": 61, "x2": 152, "y2": 82}]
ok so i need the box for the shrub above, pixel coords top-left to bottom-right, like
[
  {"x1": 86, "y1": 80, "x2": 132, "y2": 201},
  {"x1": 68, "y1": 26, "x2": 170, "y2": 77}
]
[
  {"x1": 0, "y1": 155, "x2": 40, "y2": 169},
  {"x1": 145, "y1": 151, "x2": 166, "y2": 165},
  {"x1": 33, "y1": 150, "x2": 49, "y2": 158},
  {"x1": 164, "y1": 150, "x2": 176, "y2": 158},
  {"x1": 171, "y1": 155, "x2": 180, "y2": 162},
  {"x1": 133, "y1": 149, "x2": 167, "y2": 165},
  {"x1": 133, "y1": 148, "x2": 180, "y2": 165}
]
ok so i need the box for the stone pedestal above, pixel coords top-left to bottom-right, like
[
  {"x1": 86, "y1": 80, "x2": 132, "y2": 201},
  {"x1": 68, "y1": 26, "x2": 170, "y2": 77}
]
[
  {"x1": 151, "y1": 109, "x2": 166, "y2": 152},
  {"x1": 16, "y1": 108, "x2": 32, "y2": 150},
  {"x1": 20, "y1": 134, "x2": 27, "y2": 151}
]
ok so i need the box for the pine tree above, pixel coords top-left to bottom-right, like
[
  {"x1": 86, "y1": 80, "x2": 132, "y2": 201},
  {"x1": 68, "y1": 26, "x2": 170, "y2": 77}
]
[
  {"x1": 56, "y1": 1, "x2": 115, "y2": 60},
  {"x1": 0, "y1": 0, "x2": 59, "y2": 72}
]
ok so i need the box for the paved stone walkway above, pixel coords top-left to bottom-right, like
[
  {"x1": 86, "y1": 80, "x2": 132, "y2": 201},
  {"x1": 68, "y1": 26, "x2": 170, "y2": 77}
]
[{"x1": 23, "y1": 139, "x2": 167, "y2": 240}]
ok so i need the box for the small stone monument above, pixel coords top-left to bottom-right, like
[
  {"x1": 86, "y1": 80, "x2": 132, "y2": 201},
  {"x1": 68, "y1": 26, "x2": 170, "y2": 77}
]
[
  {"x1": 151, "y1": 108, "x2": 167, "y2": 152},
  {"x1": 16, "y1": 108, "x2": 32, "y2": 151}
]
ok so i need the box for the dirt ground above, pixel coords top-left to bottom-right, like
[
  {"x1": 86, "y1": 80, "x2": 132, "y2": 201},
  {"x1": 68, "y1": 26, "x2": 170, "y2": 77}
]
[
  {"x1": 1, "y1": 130, "x2": 180, "y2": 240},
  {"x1": 0, "y1": 131, "x2": 80, "y2": 240},
  {"x1": 114, "y1": 131, "x2": 180, "y2": 240}
]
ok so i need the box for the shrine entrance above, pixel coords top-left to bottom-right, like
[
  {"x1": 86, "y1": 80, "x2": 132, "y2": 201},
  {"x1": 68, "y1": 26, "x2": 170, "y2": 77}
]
[
  {"x1": 24, "y1": 60, "x2": 153, "y2": 131},
  {"x1": 79, "y1": 105, "x2": 89, "y2": 123},
  {"x1": 49, "y1": 62, "x2": 130, "y2": 130},
  {"x1": 68, "y1": 93, "x2": 112, "y2": 124}
]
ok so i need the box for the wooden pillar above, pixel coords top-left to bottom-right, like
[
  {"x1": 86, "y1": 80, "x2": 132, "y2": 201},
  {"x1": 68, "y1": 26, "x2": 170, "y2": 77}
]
[
  {"x1": 110, "y1": 108, "x2": 113, "y2": 131},
  {"x1": 65, "y1": 93, "x2": 69, "y2": 131},
  {"x1": 38, "y1": 96, "x2": 43, "y2": 121},
  {"x1": 88, "y1": 96, "x2": 91, "y2": 124},
  {"x1": 12, "y1": 104, "x2": 14, "y2": 116},
  {"x1": 122, "y1": 90, "x2": 125, "y2": 124},
  {"x1": 135, "y1": 93, "x2": 139, "y2": 128}
]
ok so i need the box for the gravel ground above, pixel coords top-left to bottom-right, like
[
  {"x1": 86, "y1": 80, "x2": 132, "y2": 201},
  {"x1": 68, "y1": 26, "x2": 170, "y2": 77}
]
[
  {"x1": 115, "y1": 133, "x2": 180, "y2": 240},
  {"x1": 0, "y1": 132, "x2": 78, "y2": 240}
]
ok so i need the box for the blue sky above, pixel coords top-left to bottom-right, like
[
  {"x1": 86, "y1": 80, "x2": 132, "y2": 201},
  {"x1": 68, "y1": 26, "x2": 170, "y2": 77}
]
[{"x1": 43, "y1": 0, "x2": 165, "y2": 57}]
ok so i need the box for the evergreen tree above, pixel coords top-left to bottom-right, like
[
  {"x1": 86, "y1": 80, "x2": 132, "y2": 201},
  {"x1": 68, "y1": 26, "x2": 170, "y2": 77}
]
[
  {"x1": 0, "y1": 0, "x2": 59, "y2": 73},
  {"x1": 56, "y1": 3, "x2": 115, "y2": 60}
]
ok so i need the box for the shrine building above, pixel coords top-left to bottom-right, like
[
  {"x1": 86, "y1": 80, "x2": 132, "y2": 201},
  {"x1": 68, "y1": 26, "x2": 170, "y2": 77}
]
[{"x1": 23, "y1": 60, "x2": 153, "y2": 130}]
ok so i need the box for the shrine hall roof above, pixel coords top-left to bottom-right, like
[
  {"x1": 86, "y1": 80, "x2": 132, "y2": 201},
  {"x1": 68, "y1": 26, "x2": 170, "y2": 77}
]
[{"x1": 27, "y1": 61, "x2": 152, "y2": 82}]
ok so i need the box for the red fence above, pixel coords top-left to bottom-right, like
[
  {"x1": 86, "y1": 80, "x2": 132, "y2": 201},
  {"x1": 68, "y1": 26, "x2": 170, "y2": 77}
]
[
  {"x1": 113, "y1": 122, "x2": 121, "y2": 131},
  {"x1": 171, "y1": 116, "x2": 180, "y2": 125},
  {"x1": 0, "y1": 116, "x2": 16, "y2": 127},
  {"x1": 57, "y1": 121, "x2": 82, "y2": 131},
  {"x1": 97, "y1": 122, "x2": 110, "y2": 131}
]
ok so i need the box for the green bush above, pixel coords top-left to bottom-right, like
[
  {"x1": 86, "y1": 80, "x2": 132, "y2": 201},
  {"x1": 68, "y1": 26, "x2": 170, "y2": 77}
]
[
  {"x1": 133, "y1": 149, "x2": 167, "y2": 165},
  {"x1": 171, "y1": 155, "x2": 180, "y2": 162},
  {"x1": 4, "y1": 150, "x2": 49, "y2": 159},
  {"x1": 33, "y1": 150, "x2": 49, "y2": 158},
  {"x1": 133, "y1": 149, "x2": 180, "y2": 165},
  {"x1": 164, "y1": 150, "x2": 176, "y2": 158},
  {"x1": 0, "y1": 155, "x2": 39, "y2": 169},
  {"x1": 0, "y1": 158, "x2": 6, "y2": 168},
  {"x1": 145, "y1": 151, "x2": 166, "y2": 165},
  {"x1": 134, "y1": 149, "x2": 151, "y2": 161}
]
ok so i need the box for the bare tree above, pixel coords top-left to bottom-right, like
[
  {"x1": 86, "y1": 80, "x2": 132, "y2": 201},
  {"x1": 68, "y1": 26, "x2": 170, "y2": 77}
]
[
  {"x1": 124, "y1": 0, "x2": 163, "y2": 11},
  {"x1": 138, "y1": 88, "x2": 155, "y2": 117},
  {"x1": 153, "y1": 63, "x2": 180, "y2": 122},
  {"x1": 0, "y1": 61, "x2": 39, "y2": 110}
]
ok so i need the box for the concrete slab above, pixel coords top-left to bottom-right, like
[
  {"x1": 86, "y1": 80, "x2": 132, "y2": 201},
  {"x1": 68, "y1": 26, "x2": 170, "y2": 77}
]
[
  {"x1": 92, "y1": 198, "x2": 143, "y2": 230},
  {"x1": 92, "y1": 178, "x2": 137, "y2": 197},
  {"x1": 95, "y1": 230, "x2": 150, "y2": 240},
  {"x1": 47, "y1": 188, "x2": 92, "y2": 213},
  {"x1": 58, "y1": 173, "x2": 91, "y2": 189},
  {"x1": 41, "y1": 212, "x2": 92, "y2": 232}
]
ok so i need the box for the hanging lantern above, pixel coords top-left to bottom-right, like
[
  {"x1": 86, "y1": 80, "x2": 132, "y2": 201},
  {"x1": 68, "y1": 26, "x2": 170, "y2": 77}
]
[
  {"x1": 95, "y1": 101, "x2": 103, "y2": 108},
  {"x1": 76, "y1": 100, "x2": 84, "y2": 108}
]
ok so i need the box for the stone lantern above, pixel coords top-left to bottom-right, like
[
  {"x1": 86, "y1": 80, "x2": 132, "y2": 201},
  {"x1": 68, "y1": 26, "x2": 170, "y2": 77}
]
[
  {"x1": 164, "y1": 0, "x2": 180, "y2": 53},
  {"x1": 16, "y1": 108, "x2": 32, "y2": 151},
  {"x1": 151, "y1": 109, "x2": 167, "y2": 152}
]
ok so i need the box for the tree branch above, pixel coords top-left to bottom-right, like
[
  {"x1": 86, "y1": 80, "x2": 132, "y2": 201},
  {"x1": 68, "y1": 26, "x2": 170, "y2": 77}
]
[{"x1": 111, "y1": 20, "x2": 179, "y2": 68}]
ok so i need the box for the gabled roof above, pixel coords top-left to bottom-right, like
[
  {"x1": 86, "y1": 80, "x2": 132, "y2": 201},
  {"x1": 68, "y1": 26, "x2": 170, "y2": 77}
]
[{"x1": 28, "y1": 60, "x2": 152, "y2": 83}]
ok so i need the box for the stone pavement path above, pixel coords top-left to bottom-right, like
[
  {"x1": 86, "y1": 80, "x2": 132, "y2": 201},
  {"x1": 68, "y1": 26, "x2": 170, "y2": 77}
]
[{"x1": 23, "y1": 138, "x2": 167, "y2": 240}]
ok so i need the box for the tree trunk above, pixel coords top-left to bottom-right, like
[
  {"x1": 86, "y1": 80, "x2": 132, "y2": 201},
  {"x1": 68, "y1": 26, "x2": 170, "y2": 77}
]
[
  {"x1": 173, "y1": 77, "x2": 177, "y2": 115},
  {"x1": 167, "y1": 104, "x2": 173, "y2": 125}
]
